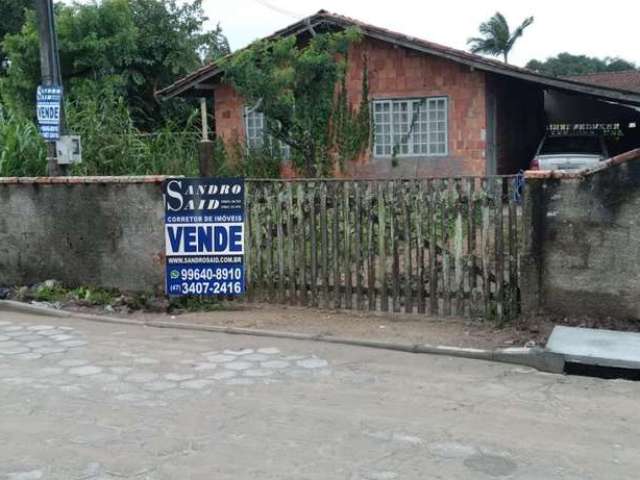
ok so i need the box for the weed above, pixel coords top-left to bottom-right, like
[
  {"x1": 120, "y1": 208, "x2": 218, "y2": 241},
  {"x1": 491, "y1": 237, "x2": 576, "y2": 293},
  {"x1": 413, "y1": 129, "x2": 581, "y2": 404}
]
[{"x1": 68, "y1": 287, "x2": 118, "y2": 305}]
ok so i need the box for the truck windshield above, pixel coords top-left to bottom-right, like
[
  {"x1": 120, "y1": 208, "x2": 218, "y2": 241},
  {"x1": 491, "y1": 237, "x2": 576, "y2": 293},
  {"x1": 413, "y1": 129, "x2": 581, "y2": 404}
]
[{"x1": 540, "y1": 136, "x2": 601, "y2": 155}]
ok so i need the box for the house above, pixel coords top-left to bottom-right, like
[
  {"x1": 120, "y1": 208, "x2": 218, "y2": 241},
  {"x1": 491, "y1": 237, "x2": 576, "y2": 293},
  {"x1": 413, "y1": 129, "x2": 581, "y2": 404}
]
[{"x1": 158, "y1": 11, "x2": 640, "y2": 178}]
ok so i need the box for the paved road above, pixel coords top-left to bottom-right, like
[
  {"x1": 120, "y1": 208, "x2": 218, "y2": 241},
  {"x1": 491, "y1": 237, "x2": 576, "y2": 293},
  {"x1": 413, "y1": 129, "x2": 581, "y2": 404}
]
[{"x1": 0, "y1": 309, "x2": 639, "y2": 480}]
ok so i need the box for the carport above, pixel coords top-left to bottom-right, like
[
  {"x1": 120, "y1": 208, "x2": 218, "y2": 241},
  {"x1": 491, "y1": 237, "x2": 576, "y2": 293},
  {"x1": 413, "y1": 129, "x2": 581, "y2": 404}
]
[
  {"x1": 545, "y1": 90, "x2": 640, "y2": 156},
  {"x1": 485, "y1": 71, "x2": 640, "y2": 174}
]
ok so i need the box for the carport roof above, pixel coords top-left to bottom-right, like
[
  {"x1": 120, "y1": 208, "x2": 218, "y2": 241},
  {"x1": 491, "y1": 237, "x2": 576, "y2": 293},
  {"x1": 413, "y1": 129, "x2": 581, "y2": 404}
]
[
  {"x1": 156, "y1": 10, "x2": 640, "y2": 107},
  {"x1": 562, "y1": 70, "x2": 640, "y2": 94}
]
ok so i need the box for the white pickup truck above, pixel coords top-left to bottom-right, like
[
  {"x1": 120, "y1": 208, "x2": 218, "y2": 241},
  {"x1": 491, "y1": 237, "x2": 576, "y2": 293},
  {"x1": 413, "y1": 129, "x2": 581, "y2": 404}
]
[{"x1": 529, "y1": 134, "x2": 609, "y2": 171}]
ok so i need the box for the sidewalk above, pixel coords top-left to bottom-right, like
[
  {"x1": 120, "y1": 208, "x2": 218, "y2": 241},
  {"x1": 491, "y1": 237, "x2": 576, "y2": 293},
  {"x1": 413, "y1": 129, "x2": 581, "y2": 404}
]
[{"x1": 127, "y1": 303, "x2": 547, "y2": 350}]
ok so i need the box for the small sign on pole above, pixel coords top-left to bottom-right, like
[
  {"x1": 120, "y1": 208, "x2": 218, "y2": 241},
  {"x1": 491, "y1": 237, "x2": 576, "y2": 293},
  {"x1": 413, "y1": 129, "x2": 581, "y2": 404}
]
[
  {"x1": 36, "y1": 85, "x2": 63, "y2": 141},
  {"x1": 163, "y1": 177, "x2": 245, "y2": 297}
]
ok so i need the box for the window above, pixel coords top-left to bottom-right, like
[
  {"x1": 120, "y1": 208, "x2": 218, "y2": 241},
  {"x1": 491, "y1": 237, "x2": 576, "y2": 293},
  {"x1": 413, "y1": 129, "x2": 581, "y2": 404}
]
[
  {"x1": 244, "y1": 107, "x2": 290, "y2": 159},
  {"x1": 373, "y1": 97, "x2": 448, "y2": 157}
]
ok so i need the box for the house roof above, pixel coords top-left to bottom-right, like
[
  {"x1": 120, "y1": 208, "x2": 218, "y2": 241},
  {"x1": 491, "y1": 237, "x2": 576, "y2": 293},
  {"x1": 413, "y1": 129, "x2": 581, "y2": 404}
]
[
  {"x1": 562, "y1": 70, "x2": 640, "y2": 94},
  {"x1": 156, "y1": 10, "x2": 640, "y2": 107}
]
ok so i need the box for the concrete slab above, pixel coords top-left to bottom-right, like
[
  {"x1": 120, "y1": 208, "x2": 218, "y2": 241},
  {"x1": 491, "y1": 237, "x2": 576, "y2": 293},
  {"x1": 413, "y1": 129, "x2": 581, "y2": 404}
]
[{"x1": 546, "y1": 326, "x2": 640, "y2": 369}]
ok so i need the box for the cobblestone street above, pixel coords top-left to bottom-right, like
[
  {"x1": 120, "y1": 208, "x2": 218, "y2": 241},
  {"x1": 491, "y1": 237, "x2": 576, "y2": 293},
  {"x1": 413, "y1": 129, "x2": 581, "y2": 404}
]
[{"x1": 1, "y1": 309, "x2": 639, "y2": 479}]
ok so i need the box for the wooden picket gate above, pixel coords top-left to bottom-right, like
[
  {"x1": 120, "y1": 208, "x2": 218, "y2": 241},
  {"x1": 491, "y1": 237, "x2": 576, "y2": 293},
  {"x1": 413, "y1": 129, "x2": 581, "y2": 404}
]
[{"x1": 244, "y1": 176, "x2": 523, "y2": 321}]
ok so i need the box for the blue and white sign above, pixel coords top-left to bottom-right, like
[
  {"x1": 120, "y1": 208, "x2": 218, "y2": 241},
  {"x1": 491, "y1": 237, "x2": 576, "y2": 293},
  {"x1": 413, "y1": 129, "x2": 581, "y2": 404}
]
[
  {"x1": 163, "y1": 177, "x2": 245, "y2": 297},
  {"x1": 36, "y1": 85, "x2": 63, "y2": 140}
]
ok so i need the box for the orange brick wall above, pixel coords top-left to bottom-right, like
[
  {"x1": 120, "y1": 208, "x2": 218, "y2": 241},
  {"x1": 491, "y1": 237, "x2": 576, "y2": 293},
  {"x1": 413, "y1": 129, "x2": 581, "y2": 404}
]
[{"x1": 212, "y1": 37, "x2": 488, "y2": 178}]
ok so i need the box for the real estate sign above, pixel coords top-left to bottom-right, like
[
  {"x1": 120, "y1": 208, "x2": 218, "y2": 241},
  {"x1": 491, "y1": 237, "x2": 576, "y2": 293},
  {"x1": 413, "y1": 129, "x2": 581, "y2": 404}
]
[
  {"x1": 36, "y1": 85, "x2": 63, "y2": 141},
  {"x1": 163, "y1": 177, "x2": 245, "y2": 297}
]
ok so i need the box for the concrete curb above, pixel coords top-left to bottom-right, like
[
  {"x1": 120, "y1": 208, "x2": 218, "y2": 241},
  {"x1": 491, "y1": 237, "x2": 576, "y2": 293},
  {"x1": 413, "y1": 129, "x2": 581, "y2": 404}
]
[{"x1": 0, "y1": 300, "x2": 565, "y2": 374}]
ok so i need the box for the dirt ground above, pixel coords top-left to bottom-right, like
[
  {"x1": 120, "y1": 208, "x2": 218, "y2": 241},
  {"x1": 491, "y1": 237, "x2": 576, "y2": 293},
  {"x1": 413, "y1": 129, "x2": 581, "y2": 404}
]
[
  {"x1": 23, "y1": 296, "x2": 640, "y2": 350},
  {"x1": 118, "y1": 303, "x2": 551, "y2": 349}
]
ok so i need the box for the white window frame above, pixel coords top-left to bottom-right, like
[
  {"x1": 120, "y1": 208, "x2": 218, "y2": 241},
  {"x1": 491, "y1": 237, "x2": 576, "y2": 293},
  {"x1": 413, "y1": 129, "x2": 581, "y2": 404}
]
[
  {"x1": 244, "y1": 106, "x2": 291, "y2": 159},
  {"x1": 372, "y1": 97, "x2": 448, "y2": 158}
]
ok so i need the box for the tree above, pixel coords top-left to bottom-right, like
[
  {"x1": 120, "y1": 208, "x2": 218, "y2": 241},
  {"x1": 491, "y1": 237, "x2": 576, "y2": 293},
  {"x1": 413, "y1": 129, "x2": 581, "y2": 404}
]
[
  {"x1": 198, "y1": 23, "x2": 231, "y2": 64},
  {"x1": 1, "y1": 0, "x2": 229, "y2": 129},
  {"x1": 221, "y1": 27, "x2": 368, "y2": 176},
  {"x1": 526, "y1": 53, "x2": 637, "y2": 76},
  {"x1": 467, "y1": 12, "x2": 534, "y2": 63},
  {"x1": 0, "y1": 0, "x2": 31, "y2": 73}
]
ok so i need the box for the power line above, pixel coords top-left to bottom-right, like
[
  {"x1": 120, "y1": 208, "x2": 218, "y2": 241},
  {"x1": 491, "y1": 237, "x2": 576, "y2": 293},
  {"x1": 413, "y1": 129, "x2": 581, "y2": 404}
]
[{"x1": 250, "y1": 0, "x2": 302, "y2": 19}]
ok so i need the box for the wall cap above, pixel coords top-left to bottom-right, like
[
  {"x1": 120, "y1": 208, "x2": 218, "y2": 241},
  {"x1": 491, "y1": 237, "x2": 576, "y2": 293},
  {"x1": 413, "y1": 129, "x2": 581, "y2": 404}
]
[{"x1": 0, "y1": 175, "x2": 179, "y2": 185}]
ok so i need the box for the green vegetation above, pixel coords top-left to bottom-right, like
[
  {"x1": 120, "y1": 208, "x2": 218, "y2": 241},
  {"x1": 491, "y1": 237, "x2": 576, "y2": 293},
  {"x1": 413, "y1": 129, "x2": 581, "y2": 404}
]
[
  {"x1": 221, "y1": 27, "x2": 370, "y2": 176},
  {"x1": 0, "y1": 0, "x2": 236, "y2": 177},
  {"x1": 467, "y1": 12, "x2": 534, "y2": 64},
  {"x1": 27, "y1": 282, "x2": 118, "y2": 305},
  {"x1": 19, "y1": 280, "x2": 223, "y2": 313},
  {"x1": 0, "y1": 2, "x2": 388, "y2": 179},
  {"x1": 1, "y1": 0, "x2": 229, "y2": 128},
  {"x1": 333, "y1": 55, "x2": 370, "y2": 171},
  {"x1": 64, "y1": 83, "x2": 201, "y2": 176},
  {"x1": 70, "y1": 286, "x2": 119, "y2": 305},
  {"x1": 526, "y1": 53, "x2": 637, "y2": 77},
  {"x1": 0, "y1": 0, "x2": 31, "y2": 74},
  {"x1": 0, "y1": 105, "x2": 46, "y2": 176}
]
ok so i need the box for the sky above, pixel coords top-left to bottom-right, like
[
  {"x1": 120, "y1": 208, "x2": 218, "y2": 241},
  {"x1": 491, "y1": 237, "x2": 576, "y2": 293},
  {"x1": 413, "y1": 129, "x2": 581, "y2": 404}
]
[{"x1": 201, "y1": 0, "x2": 640, "y2": 67}]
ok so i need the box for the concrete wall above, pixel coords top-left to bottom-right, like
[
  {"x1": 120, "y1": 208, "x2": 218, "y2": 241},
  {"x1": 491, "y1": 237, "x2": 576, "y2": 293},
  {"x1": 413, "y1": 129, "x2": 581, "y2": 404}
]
[
  {"x1": 521, "y1": 150, "x2": 640, "y2": 320},
  {"x1": 0, "y1": 177, "x2": 166, "y2": 292}
]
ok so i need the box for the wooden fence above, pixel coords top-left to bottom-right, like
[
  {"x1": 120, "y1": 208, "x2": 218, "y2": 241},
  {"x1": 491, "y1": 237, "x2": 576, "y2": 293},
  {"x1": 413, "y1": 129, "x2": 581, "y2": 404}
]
[{"x1": 244, "y1": 177, "x2": 523, "y2": 321}]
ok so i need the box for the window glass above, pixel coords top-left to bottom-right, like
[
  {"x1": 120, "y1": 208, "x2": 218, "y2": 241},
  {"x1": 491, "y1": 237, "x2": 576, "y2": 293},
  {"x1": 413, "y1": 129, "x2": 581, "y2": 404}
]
[
  {"x1": 373, "y1": 97, "x2": 448, "y2": 157},
  {"x1": 244, "y1": 107, "x2": 291, "y2": 159}
]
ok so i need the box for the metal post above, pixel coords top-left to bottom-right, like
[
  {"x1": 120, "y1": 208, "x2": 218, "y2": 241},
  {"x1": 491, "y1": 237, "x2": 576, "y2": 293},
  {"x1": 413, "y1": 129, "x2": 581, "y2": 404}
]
[
  {"x1": 198, "y1": 97, "x2": 214, "y2": 176},
  {"x1": 35, "y1": 0, "x2": 65, "y2": 176},
  {"x1": 200, "y1": 97, "x2": 209, "y2": 142}
]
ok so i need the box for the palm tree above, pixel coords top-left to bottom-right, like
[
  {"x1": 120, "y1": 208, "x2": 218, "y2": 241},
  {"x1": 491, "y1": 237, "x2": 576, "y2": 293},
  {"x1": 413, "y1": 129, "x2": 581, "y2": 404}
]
[{"x1": 467, "y1": 12, "x2": 534, "y2": 64}]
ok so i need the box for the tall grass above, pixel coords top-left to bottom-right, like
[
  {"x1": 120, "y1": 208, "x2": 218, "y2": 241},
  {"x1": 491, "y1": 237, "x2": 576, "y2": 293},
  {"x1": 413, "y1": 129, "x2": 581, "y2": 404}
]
[
  {"x1": 66, "y1": 92, "x2": 200, "y2": 176},
  {"x1": 0, "y1": 106, "x2": 47, "y2": 176},
  {"x1": 0, "y1": 90, "x2": 283, "y2": 178},
  {"x1": 0, "y1": 89, "x2": 201, "y2": 177}
]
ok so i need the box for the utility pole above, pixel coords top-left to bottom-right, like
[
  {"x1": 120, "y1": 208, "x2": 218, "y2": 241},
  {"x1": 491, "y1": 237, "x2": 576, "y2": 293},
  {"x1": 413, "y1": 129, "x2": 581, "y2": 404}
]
[{"x1": 35, "y1": 0, "x2": 65, "y2": 176}]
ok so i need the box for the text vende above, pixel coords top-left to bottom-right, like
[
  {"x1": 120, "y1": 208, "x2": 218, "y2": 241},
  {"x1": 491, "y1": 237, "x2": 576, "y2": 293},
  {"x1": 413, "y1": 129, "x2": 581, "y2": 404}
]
[{"x1": 165, "y1": 223, "x2": 244, "y2": 255}]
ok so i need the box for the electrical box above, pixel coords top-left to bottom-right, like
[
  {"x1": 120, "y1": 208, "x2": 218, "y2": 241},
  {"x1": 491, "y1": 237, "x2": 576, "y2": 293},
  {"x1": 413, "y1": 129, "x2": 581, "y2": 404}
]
[{"x1": 56, "y1": 135, "x2": 82, "y2": 165}]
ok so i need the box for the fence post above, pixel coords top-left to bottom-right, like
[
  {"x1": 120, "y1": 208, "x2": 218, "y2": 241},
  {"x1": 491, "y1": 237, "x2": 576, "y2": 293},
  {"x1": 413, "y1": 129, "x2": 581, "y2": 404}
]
[{"x1": 198, "y1": 141, "x2": 214, "y2": 177}]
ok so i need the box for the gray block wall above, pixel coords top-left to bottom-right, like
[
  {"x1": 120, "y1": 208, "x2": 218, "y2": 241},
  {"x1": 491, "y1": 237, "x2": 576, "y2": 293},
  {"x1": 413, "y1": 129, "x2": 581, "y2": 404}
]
[
  {"x1": 522, "y1": 158, "x2": 640, "y2": 320},
  {"x1": 0, "y1": 177, "x2": 167, "y2": 292}
]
